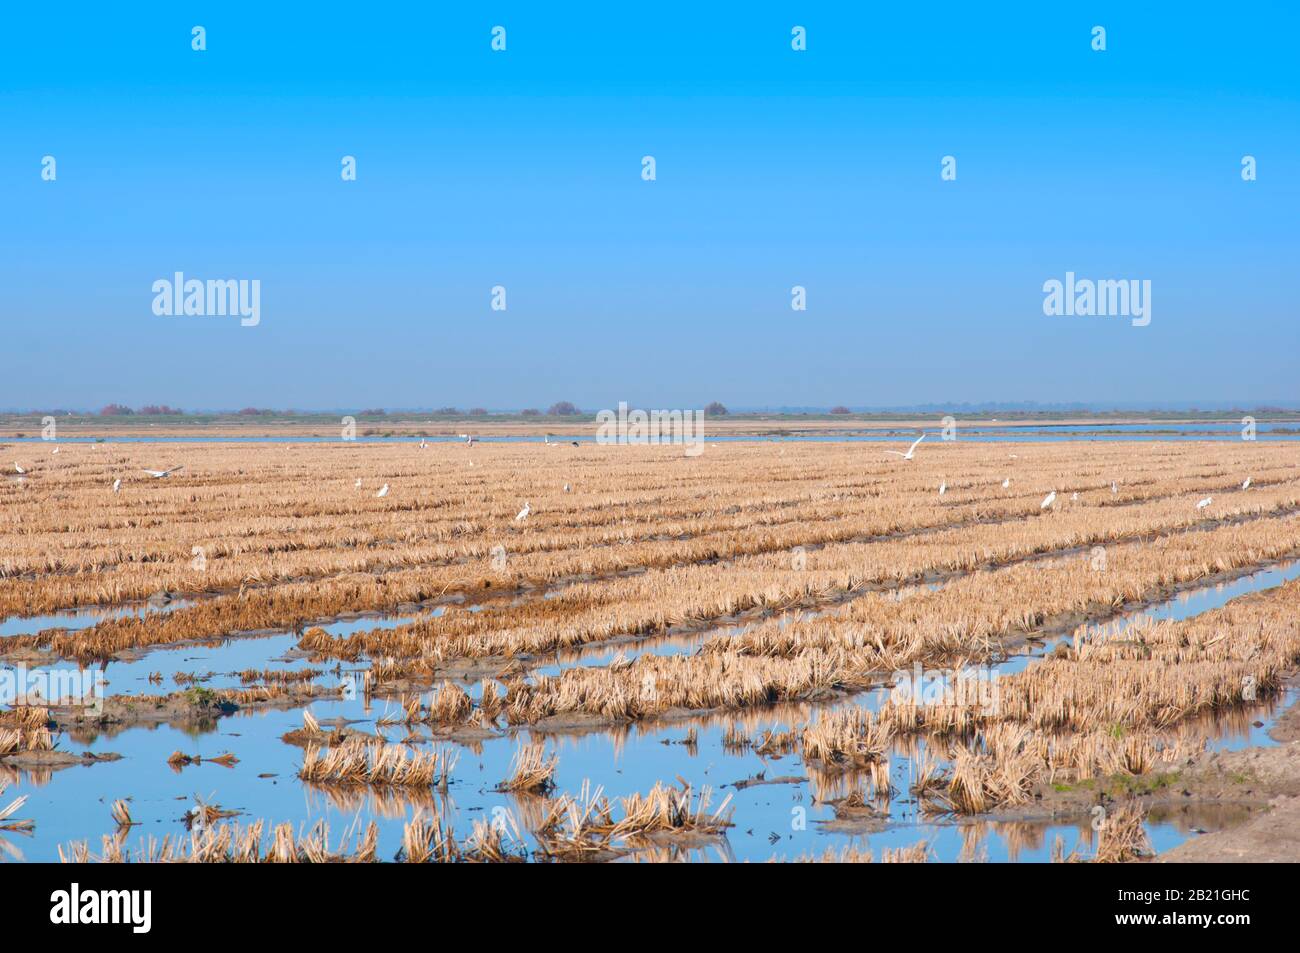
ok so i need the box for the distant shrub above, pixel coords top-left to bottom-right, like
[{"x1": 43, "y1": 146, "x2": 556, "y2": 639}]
[
  {"x1": 829, "y1": 406, "x2": 852, "y2": 415},
  {"x1": 468, "y1": 407, "x2": 488, "y2": 416},
  {"x1": 704, "y1": 402, "x2": 728, "y2": 416},
  {"x1": 139, "y1": 405, "x2": 183, "y2": 415},
  {"x1": 547, "y1": 401, "x2": 579, "y2": 416},
  {"x1": 358, "y1": 408, "x2": 386, "y2": 416},
  {"x1": 434, "y1": 406, "x2": 460, "y2": 416},
  {"x1": 99, "y1": 404, "x2": 133, "y2": 416},
  {"x1": 519, "y1": 408, "x2": 541, "y2": 417}
]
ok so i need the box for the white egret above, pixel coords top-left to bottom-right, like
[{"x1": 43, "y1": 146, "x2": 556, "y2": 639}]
[
  {"x1": 515, "y1": 501, "x2": 531, "y2": 522},
  {"x1": 884, "y1": 433, "x2": 927, "y2": 461},
  {"x1": 354, "y1": 478, "x2": 362, "y2": 489},
  {"x1": 142, "y1": 466, "x2": 183, "y2": 478},
  {"x1": 13, "y1": 463, "x2": 25, "y2": 474},
  {"x1": 1001, "y1": 477, "x2": 1010, "y2": 489},
  {"x1": 1242, "y1": 477, "x2": 1252, "y2": 490},
  {"x1": 51, "y1": 446, "x2": 59, "y2": 454},
  {"x1": 376, "y1": 484, "x2": 389, "y2": 498},
  {"x1": 112, "y1": 478, "x2": 121, "y2": 493},
  {"x1": 1196, "y1": 496, "x2": 1212, "y2": 510},
  {"x1": 563, "y1": 483, "x2": 572, "y2": 493},
  {"x1": 938, "y1": 481, "x2": 946, "y2": 497},
  {"x1": 1040, "y1": 490, "x2": 1056, "y2": 510},
  {"x1": 1071, "y1": 492, "x2": 1079, "y2": 501},
  {"x1": 1111, "y1": 481, "x2": 1118, "y2": 495}
]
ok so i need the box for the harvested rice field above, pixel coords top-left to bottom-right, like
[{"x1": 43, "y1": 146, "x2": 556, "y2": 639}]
[{"x1": 4, "y1": 433, "x2": 1300, "y2": 864}]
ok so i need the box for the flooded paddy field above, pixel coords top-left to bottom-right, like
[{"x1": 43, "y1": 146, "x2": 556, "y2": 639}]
[{"x1": 3, "y1": 437, "x2": 1300, "y2": 863}]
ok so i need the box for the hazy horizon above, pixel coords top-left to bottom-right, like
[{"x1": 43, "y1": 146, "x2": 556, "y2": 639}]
[{"x1": 4, "y1": 399, "x2": 1299, "y2": 417}]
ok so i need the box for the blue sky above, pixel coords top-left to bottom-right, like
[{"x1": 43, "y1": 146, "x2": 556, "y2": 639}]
[{"x1": 3, "y1": 3, "x2": 1297, "y2": 411}]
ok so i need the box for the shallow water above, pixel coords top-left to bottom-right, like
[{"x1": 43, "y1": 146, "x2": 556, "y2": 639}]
[
  {"x1": 0, "y1": 599, "x2": 195, "y2": 638},
  {"x1": 2, "y1": 558, "x2": 1296, "y2": 863}
]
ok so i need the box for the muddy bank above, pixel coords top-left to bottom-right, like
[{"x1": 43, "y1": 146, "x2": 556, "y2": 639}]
[
  {"x1": 972, "y1": 700, "x2": 1300, "y2": 861},
  {"x1": 1154, "y1": 702, "x2": 1300, "y2": 861},
  {"x1": 1158, "y1": 794, "x2": 1300, "y2": 862},
  {"x1": 47, "y1": 683, "x2": 344, "y2": 737},
  {"x1": 0, "y1": 750, "x2": 121, "y2": 770}
]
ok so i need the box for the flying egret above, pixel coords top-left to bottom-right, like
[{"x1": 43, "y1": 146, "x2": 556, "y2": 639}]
[
  {"x1": 1196, "y1": 496, "x2": 1212, "y2": 510},
  {"x1": 112, "y1": 478, "x2": 121, "y2": 493},
  {"x1": 376, "y1": 484, "x2": 389, "y2": 498},
  {"x1": 1002, "y1": 477, "x2": 1011, "y2": 489},
  {"x1": 515, "y1": 501, "x2": 531, "y2": 522},
  {"x1": 1040, "y1": 490, "x2": 1056, "y2": 510},
  {"x1": 884, "y1": 433, "x2": 927, "y2": 461},
  {"x1": 938, "y1": 481, "x2": 946, "y2": 497},
  {"x1": 142, "y1": 466, "x2": 184, "y2": 478},
  {"x1": 13, "y1": 463, "x2": 24, "y2": 474},
  {"x1": 1242, "y1": 477, "x2": 1252, "y2": 490}
]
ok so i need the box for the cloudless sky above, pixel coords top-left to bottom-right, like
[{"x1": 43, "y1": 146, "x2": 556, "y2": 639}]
[{"x1": 2, "y1": 2, "x2": 1297, "y2": 411}]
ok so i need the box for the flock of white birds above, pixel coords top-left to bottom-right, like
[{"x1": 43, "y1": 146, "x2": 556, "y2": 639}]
[
  {"x1": 881, "y1": 431, "x2": 1252, "y2": 514},
  {"x1": 5, "y1": 430, "x2": 1262, "y2": 526}
]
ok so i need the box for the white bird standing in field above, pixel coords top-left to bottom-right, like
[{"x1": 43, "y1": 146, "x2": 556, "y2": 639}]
[
  {"x1": 1040, "y1": 490, "x2": 1056, "y2": 510},
  {"x1": 1111, "y1": 481, "x2": 1118, "y2": 495},
  {"x1": 884, "y1": 433, "x2": 927, "y2": 461},
  {"x1": 1196, "y1": 496, "x2": 1212, "y2": 510},
  {"x1": 419, "y1": 438, "x2": 427, "y2": 449},
  {"x1": 142, "y1": 466, "x2": 183, "y2": 478},
  {"x1": 112, "y1": 478, "x2": 121, "y2": 493},
  {"x1": 51, "y1": 446, "x2": 59, "y2": 454},
  {"x1": 1071, "y1": 491, "x2": 1079, "y2": 501},
  {"x1": 563, "y1": 483, "x2": 571, "y2": 493},
  {"x1": 376, "y1": 484, "x2": 389, "y2": 498},
  {"x1": 354, "y1": 478, "x2": 362, "y2": 489},
  {"x1": 938, "y1": 481, "x2": 946, "y2": 497},
  {"x1": 1002, "y1": 477, "x2": 1011, "y2": 489},
  {"x1": 1242, "y1": 477, "x2": 1252, "y2": 490},
  {"x1": 515, "y1": 501, "x2": 531, "y2": 522},
  {"x1": 13, "y1": 463, "x2": 25, "y2": 474}
]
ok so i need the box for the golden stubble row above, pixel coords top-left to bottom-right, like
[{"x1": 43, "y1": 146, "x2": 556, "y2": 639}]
[
  {"x1": 9, "y1": 460, "x2": 1299, "y2": 664},
  {"x1": 1, "y1": 440, "x2": 1291, "y2": 613}
]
